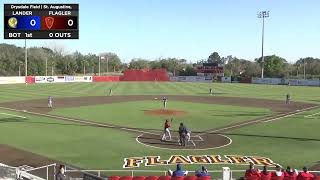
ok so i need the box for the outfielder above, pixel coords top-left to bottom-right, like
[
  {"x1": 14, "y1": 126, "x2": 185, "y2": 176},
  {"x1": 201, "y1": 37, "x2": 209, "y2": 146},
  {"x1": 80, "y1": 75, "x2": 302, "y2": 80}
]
[
  {"x1": 161, "y1": 119, "x2": 172, "y2": 141},
  {"x1": 48, "y1": 96, "x2": 53, "y2": 108},
  {"x1": 162, "y1": 96, "x2": 168, "y2": 109},
  {"x1": 209, "y1": 88, "x2": 213, "y2": 96}
]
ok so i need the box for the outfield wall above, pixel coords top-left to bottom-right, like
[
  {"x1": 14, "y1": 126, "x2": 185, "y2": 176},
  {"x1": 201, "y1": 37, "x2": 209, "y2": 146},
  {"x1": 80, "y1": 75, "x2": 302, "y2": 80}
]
[
  {"x1": 0, "y1": 77, "x2": 25, "y2": 84},
  {"x1": 252, "y1": 78, "x2": 320, "y2": 87},
  {"x1": 170, "y1": 76, "x2": 212, "y2": 82}
]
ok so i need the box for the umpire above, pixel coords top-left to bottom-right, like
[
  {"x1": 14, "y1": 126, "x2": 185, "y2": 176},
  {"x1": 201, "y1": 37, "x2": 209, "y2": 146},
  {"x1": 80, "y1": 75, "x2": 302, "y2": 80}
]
[{"x1": 178, "y1": 123, "x2": 187, "y2": 146}]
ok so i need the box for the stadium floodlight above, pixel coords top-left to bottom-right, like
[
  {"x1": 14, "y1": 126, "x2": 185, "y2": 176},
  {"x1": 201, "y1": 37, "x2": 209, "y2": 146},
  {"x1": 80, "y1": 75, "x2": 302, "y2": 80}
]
[
  {"x1": 24, "y1": 39, "x2": 27, "y2": 77},
  {"x1": 257, "y1": 11, "x2": 270, "y2": 79}
]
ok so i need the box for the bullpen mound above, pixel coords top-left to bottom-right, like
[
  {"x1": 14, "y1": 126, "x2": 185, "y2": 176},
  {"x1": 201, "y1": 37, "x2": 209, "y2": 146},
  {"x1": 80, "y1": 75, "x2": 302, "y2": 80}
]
[{"x1": 144, "y1": 109, "x2": 187, "y2": 116}]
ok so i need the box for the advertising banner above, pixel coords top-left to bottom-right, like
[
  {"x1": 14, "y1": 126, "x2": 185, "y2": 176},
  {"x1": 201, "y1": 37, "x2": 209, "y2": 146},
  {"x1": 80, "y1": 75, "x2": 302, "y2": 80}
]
[
  {"x1": 65, "y1": 76, "x2": 75, "y2": 82},
  {"x1": 0, "y1": 77, "x2": 25, "y2": 84},
  {"x1": 35, "y1": 76, "x2": 47, "y2": 83},
  {"x1": 74, "y1": 76, "x2": 92, "y2": 82},
  {"x1": 170, "y1": 76, "x2": 212, "y2": 83}
]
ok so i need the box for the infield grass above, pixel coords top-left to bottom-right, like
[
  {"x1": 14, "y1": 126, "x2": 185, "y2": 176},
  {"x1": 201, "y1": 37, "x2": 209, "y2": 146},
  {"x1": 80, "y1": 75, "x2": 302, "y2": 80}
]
[{"x1": 49, "y1": 101, "x2": 271, "y2": 132}]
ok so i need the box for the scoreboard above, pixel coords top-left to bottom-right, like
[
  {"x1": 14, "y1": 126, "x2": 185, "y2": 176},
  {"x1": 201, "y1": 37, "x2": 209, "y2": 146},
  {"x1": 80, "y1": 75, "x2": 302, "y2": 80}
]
[{"x1": 4, "y1": 4, "x2": 79, "y2": 39}]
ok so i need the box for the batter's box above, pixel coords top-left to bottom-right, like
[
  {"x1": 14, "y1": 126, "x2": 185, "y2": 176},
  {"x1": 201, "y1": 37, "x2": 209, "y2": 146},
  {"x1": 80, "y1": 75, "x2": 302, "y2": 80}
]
[{"x1": 162, "y1": 136, "x2": 202, "y2": 146}]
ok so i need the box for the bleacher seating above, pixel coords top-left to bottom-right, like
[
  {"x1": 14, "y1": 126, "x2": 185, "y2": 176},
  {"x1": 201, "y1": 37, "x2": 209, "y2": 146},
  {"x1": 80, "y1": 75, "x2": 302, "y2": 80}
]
[{"x1": 108, "y1": 176, "x2": 211, "y2": 180}]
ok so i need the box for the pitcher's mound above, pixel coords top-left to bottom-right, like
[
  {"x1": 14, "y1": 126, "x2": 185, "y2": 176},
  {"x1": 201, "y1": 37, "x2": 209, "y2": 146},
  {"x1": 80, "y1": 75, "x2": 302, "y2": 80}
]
[{"x1": 144, "y1": 109, "x2": 187, "y2": 116}]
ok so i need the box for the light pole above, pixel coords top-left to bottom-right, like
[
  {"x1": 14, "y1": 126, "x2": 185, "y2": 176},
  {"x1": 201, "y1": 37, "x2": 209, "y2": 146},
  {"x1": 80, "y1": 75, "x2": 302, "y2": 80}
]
[
  {"x1": 24, "y1": 39, "x2": 28, "y2": 76},
  {"x1": 98, "y1": 56, "x2": 101, "y2": 76},
  {"x1": 51, "y1": 63, "x2": 54, "y2": 76},
  {"x1": 18, "y1": 63, "x2": 21, "y2": 76},
  {"x1": 83, "y1": 61, "x2": 86, "y2": 75},
  {"x1": 106, "y1": 56, "x2": 109, "y2": 73},
  {"x1": 303, "y1": 59, "x2": 306, "y2": 79},
  {"x1": 45, "y1": 57, "x2": 48, "y2": 76},
  {"x1": 257, "y1": 11, "x2": 269, "y2": 79}
]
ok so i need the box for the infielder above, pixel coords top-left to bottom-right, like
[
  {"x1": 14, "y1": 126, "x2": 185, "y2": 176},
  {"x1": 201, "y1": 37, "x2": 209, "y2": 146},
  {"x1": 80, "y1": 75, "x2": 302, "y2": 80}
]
[
  {"x1": 286, "y1": 93, "x2": 291, "y2": 104},
  {"x1": 161, "y1": 119, "x2": 172, "y2": 141},
  {"x1": 162, "y1": 96, "x2": 168, "y2": 109},
  {"x1": 109, "y1": 88, "x2": 113, "y2": 96},
  {"x1": 48, "y1": 96, "x2": 53, "y2": 108}
]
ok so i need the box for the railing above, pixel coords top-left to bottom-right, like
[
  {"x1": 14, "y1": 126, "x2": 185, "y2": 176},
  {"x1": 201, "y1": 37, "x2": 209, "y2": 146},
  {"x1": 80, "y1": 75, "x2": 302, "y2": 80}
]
[
  {"x1": 65, "y1": 167, "x2": 320, "y2": 180},
  {"x1": 22, "y1": 163, "x2": 57, "y2": 180}
]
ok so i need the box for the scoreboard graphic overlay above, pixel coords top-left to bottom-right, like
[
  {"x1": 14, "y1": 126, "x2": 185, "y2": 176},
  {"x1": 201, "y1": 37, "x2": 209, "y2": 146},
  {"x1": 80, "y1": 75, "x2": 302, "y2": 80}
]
[{"x1": 4, "y1": 4, "x2": 79, "y2": 39}]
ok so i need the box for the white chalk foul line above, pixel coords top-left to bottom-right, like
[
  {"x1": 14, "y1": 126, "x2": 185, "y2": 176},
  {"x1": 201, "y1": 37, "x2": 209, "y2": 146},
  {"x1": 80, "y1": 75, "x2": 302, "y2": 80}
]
[
  {"x1": 0, "y1": 106, "x2": 159, "y2": 136},
  {"x1": 0, "y1": 112, "x2": 26, "y2": 119},
  {"x1": 304, "y1": 112, "x2": 320, "y2": 118},
  {"x1": 263, "y1": 106, "x2": 320, "y2": 123},
  {"x1": 198, "y1": 105, "x2": 320, "y2": 136}
]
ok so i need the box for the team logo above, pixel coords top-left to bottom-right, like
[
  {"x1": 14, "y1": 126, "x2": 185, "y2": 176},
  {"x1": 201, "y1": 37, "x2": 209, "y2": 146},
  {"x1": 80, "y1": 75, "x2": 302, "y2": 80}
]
[
  {"x1": 8, "y1": 17, "x2": 18, "y2": 28},
  {"x1": 47, "y1": 77, "x2": 54, "y2": 82},
  {"x1": 123, "y1": 155, "x2": 280, "y2": 168},
  {"x1": 45, "y1": 17, "x2": 54, "y2": 29}
]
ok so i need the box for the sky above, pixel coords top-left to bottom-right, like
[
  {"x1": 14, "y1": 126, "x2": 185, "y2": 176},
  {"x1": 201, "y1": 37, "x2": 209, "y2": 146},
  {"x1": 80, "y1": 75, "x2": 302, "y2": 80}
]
[{"x1": 1, "y1": 0, "x2": 320, "y2": 63}]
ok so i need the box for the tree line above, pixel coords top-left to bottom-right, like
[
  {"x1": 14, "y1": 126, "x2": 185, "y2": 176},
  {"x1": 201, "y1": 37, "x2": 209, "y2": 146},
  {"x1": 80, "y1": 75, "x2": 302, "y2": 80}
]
[{"x1": 0, "y1": 43, "x2": 319, "y2": 79}]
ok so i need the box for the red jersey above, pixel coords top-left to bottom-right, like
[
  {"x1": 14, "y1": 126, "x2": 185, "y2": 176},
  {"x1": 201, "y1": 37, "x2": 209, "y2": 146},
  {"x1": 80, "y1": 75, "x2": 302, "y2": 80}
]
[
  {"x1": 164, "y1": 121, "x2": 171, "y2": 129},
  {"x1": 284, "y1": 171, "x2": 298, "y2": 180},
  {"x1": 271, "y1": 171, "x2": 285, "y2": 180},
  {"x1": 260, "y1": 172, "x2": 272, "y2": 180},
  {"x1": 297, "y1": 172, "x2": 315, "y2": 180},
  {"x1": 245, "y1": 169, "x2": 261, "y2": 180}
]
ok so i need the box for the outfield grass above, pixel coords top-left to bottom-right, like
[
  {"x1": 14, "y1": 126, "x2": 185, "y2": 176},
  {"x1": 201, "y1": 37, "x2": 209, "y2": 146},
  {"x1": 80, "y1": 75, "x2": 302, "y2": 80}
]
[
  {"x1": 49, "y1": 101, "x2": 271, "y2": 131},
  {"x1": 0, "y1": 82, "x2": 319, "y2": 103},
  {"x1": 0, "y1": 82, "x2": 319, "y2": 174}
]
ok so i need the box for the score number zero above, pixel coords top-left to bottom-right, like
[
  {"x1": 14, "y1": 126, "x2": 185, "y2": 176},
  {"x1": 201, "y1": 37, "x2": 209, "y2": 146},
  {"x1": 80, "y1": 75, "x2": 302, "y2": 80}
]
[{"x1": 28, "y1": 19, "x2": 74, "y2": 27}]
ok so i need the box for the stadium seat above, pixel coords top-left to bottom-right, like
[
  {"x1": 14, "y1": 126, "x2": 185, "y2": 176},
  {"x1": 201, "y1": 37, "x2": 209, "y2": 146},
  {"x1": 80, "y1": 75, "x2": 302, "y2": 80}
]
[
  {"x1": 145, "y1": 176, "x2": 159, "y2": 180},
  {"x1": 120, "y1": 176, "x2": 133, "y2": 180},
  {"x1": 184, "y1": 176, "x2": 198, "y2": 180},
  {"x1": 108, "y1": 176, "x2": 121, "y2": 180},
  {"x1": 171, "y1": 176, "x2": 184, "y2": 180},
  {"x1": 158, "y1": 176, "x2": 171, "y2": 180},
  {"x1": 196, "y1": 176, "x2": 211, "y2": 180},
  {"x1": 246, "y1": 177, "x2": 260, "y2": 180},
  {"x1": 312, "y1": 176, "x2": 320, "y2": 180},
  {"x1": 133, "y1": 176, "x2": 146, "y2": 180},
  {"x1": 271, "y1": 177, "x2": 285, "y2": 180}
]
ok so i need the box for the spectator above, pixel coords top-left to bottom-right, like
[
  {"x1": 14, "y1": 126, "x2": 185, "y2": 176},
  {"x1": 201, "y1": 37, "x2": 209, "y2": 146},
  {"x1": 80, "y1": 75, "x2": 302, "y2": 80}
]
[
  {"x1": 168, "y1": 164, "x2": 188, "y2": 177},
  {"x1": 56, "y1": 165, "x2": 67, "y2": 180},
  {"x1": 284, "y1": 166, "x2": 298, "y2": 180},
  {"x1": 271, "y1": 165, "x2": 284, "y2": 180},
  {"x1": 260, "y1": 166, "x2": 272, "y2": 180},
  {"x1": 245, "y1": 163, "x2": 261, "y2": 179},
  {"x1": 297, "y1": 167, "x2": 315, "y2": 180},
  {"x1": 195, "y1": 166, "x2": 210, "y2": 177}
]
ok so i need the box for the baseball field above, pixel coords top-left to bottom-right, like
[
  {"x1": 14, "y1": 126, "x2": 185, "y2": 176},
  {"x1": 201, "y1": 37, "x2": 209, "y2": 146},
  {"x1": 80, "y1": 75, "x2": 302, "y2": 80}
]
[{"x1": 0, "y1": 82, "x2": 319, "y2": 175}]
